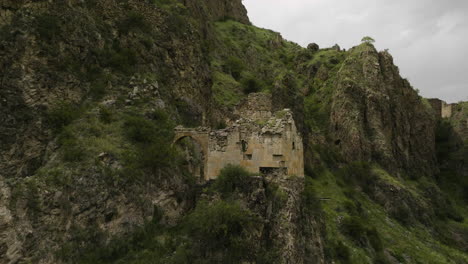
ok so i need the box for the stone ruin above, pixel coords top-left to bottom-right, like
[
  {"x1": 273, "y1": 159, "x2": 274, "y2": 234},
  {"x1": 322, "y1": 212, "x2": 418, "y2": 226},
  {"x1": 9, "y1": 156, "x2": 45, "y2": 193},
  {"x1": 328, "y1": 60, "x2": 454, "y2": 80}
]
[
  {"x1": 174, "y1": 93, "x2": 304, "y2": 181},
  {"x1": 429, "y1": 98, "x2": 455, "y2": 119}
]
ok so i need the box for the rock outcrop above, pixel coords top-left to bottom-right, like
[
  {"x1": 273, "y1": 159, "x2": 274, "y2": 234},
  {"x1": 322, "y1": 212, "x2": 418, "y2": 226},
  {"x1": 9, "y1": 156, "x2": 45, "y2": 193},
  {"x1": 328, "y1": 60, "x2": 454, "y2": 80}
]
[
  {"x1": 0, "y1": 0, "x2": 249, "y2": 262},
  {"x1": 329, "y1": 44, "x2": 437, "y2": 177},
  {"x1": 183, "y1": 0, "x2": 250, "y2": 24}
]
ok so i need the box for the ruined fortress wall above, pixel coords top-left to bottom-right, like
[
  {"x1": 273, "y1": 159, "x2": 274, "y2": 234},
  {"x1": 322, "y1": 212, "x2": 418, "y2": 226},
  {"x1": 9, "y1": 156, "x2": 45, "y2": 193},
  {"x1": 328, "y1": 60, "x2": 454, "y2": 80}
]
[
  {"x1": 441, "y1": 103, "x2": 453, "y2": 118},
  {"x1": 175, "y1": 94, "x2": 304, "y2": 181},
  {"x1": 204, "y1": 111, "x2": 304, "y2": 179},
  {"x1": 206, "y1": 128, "x2": 244, "y2": 180},
  {"x1": 429, "y1": 98, "x2": 453, "y2": 119}
]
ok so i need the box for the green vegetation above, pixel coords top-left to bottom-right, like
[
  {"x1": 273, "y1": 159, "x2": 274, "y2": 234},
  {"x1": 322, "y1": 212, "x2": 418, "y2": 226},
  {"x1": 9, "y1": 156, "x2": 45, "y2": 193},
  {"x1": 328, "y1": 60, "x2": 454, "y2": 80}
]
[
  {"x1": 210, "y1": 20, "x2": 303, "y2": 108},
  {"x1": 63, "y1": 166, "x2": 262, "y2": 264},
  {"x1": 211, "y1": 71, "x2": 242, "y2": 107},
  {"x1": 361, "y1": 36, "x2": 375, "y2": 44},
  {"x1": 47, "y1": 102, "x2": 82, "y2": 132},
  {"x1": 435, "y1": 119, "x2": 468, "y2": 202},
  {"x1": 302, "y1": 177, "x2": 322, "y2": 214},
  {"x1": 122, "y1": 111, "x2": 176, "y2": 173},
  {"x1": 96, "y1": 44, "x2": 138, "y2": 74},
  {"x1": 212, "y1": 164, "x2": 252, "y2": 195},
  {"x1": 306, "y1": 157, "x2": 468, "y2": 264},
  {"x1": 336, "y1": 162, "x2": 376, "y2": 195},
  {"x1": 58, "y1": 127, "x2": 86, "y2": 162},
  {"x1": 98, "y1": 106, "x2": 113, "y2": 124},
  {"x1": 88, "y1": 77, "x2": 109, "y2": 100},
  {"x1": 118, "y1": 12, "x2": 152, "y2": 34},
  {"x1": 223, "y1": 56, "x2": 245, "y2": 80},
  {"x1": 35, "y1": 14, "x2": 61, "y2": 40},
  {"x1": 325, "y1": 240, "x2": 351, "y2": 264},
  {"x1": 241, "y1": 73, "x2": 264, "y2": 94},
  {"x1": 184, "y1": 200, "x2": 259, "y2": 262}
]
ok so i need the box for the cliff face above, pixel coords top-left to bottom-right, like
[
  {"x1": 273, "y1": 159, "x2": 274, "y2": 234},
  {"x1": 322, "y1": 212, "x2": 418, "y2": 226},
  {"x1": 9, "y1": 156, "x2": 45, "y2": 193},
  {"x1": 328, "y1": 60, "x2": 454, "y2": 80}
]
[
  {"x1": 329, "y1": 45, "x2": 437, "y2": 177},
  {"x1": 450, "y1": 102, "x2": 468, "y2": 140},
  {"x1": 0, "y1": 0, "x2": 467, "y2": 263},
  {"x1": 0, "y1": 0, "x2": 249, "y2": 180},
  {"x1": 183, "y1": 0, "x2": 250, "y2": 24},
  {"x1": 0, "y1": 0, "x2": 251, "y2": 263}
]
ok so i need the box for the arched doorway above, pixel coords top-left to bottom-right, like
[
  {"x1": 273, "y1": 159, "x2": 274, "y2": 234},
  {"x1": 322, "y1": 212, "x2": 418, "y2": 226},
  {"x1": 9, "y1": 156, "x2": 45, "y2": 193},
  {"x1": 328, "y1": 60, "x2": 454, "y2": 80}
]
[{"x1": 174, "y1": 136, "x2": 205, "y2": 182}]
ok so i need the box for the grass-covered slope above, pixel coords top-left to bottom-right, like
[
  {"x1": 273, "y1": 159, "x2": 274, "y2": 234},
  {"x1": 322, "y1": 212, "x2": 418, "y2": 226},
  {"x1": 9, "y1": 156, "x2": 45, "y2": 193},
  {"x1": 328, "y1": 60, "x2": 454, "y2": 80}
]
[
  {"x1": 307, "y1": 163, "x2": 468, "y2": 264},
  {"x1": 209, "y1": 20, "x2": 303, "y2": 108}
]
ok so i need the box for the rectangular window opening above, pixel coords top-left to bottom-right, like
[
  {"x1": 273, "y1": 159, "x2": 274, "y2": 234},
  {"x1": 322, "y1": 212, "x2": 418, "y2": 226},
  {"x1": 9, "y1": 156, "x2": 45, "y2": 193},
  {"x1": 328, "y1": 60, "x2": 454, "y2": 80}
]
[{"x1": 273, "y1": 154, "x2": 283, "y2": 161}]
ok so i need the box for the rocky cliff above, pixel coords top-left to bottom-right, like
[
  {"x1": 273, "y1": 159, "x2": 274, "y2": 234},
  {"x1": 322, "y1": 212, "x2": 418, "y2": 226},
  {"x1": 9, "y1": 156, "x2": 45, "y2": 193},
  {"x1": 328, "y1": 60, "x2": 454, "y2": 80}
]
[
  {"x1": 0, "y1": 0, "x2": 251, "y2": 262},
  {"x1": 329, "y1": 44, "x2": 437, "y2": 178},
  {"x1": 0, "y1": 0, "x2": 467, "y2": 263}
]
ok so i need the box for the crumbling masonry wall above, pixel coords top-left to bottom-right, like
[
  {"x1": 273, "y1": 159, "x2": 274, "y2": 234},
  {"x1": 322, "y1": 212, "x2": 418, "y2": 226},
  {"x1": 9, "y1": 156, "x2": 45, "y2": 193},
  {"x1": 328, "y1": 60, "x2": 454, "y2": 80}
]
[
  {"x1": 429, "y1": 98, "x2": 454, "y2": 118},
  {"x1": 174, "y1": 94, "x2": 304, "y2": 180}
]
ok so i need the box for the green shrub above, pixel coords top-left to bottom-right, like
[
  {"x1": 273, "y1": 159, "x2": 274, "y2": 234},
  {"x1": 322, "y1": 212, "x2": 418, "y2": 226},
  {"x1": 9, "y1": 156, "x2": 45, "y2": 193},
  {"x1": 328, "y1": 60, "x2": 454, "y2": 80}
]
[
  {"x1": 151, "y1": 0, "x2": 187, "y2": 34},
  {"x1": 374, "y1": 251, "x2": 391, "y2": 264},
  {"x1": 304, "y1": 94, "x2": 329, "y2": 132},
  {"x1": 435, "y1": 120, "x2": 455, "y2": 162},
  {"x1": 136, "y1": 143, "x2": 177, "y2": 172},
  {"x1": 97, "y1": 45, "x2": 138, "y2": 74},
  {"x1": 123, "y1": 112, "x2": 175, "y2": 173},
  {"x1": 211, "y1": 71, "x2": 242, "y2": 108},
  {"x1": 47, "y1": 102, "x2": 82, "y2": 132},
  {"x1": 215, "y1": 120, "x2": 227, "y2": 129},
  {"x1": 118, "y1": 12, "x2": 151, "y2": 34},
  {"x1": 272, "y1": 72, "x2": 299, "y2": 106},
  {"x1": 62, "y1": 206, "x2": 170, "y2": 263},
  {"x1": 213, "y1": 165, "x2": 252, "y2": 195},
  {"x1": 340, "y1": 216, "x2": 367, "y2": 245},
  {"x1": 302, "y1": 177, "x2": 322, "y2": 213},
  {"x1": 89, "y1": 78, "x2": 107, "y2": 100},
  {"x1": 99, "y1": 106, "x2": 113, "y2": 124},
  {"x1": 325, "y1": 240, "x2": 351, "y2": 264},
  {"x1": 390, "y1": 203, "x2": 412, "y2": 225},
  {"x1": 312, "y1": 144, "x2": 342, "y2": 168},
  {"x1": 184, "y1": 200, "x2": 258, "y2": 262},
  {"x1": 340, "y1": 216, "x2": 385, "y2": 252},
  {"x1": 175, "y1": 100, "x2": 202, "y2": 127},
  {"x1": 123, "y1": 115, "x2": 159, "y2": 143},
  {"x1": 266, "y1": 182, "x2": 288, "y2": 212},
  {"x1": 241, "y1": 74, "x2": 263, "y2": 94},
  {"x1": 58, "y1": 128, "x2": 85, "y2": 162},
  {"x1": 35, "y1": 14, "x2": 61, "y2": 40},
  {"x1": 367, "y1": 227, "x2": 383, "y2": 252},
  {"x1": 223, "y1": 56, "x2": 245, "y2": 80},
  {"x1": 0, "y1": 25, "x2": 12, "y2": 42},
  {"x1": 343, "y1": 200, "x2": 362, "y2": 217},
  {"x1": 337, "y1": 162, "x2": 376, "y2": 195}
]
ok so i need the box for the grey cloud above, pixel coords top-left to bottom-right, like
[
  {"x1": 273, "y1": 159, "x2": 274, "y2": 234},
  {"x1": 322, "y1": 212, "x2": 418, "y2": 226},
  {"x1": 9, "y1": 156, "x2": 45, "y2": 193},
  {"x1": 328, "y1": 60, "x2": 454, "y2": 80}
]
[{"x1": 244, "y1": 0, "x2": 468, "y2": 102}]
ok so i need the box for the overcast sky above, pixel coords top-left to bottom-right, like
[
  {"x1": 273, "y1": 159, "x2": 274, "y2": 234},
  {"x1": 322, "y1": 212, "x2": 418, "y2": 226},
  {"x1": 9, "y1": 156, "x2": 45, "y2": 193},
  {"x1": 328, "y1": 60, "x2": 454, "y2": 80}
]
[{"x1": 244, "y1": 0, "x2": 468, "y2": 103}]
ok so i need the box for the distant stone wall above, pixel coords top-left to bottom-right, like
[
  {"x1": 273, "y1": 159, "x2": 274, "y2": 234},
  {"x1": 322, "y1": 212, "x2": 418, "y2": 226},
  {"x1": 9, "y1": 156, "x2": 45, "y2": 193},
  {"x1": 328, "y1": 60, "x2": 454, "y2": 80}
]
[
  {"x1": 442, "y1": 103, "x2": 453, "y2": 118},
  {"x1": 428, "y1": 98, "x2": 468, "y2": 142},
  {"x1": 429, "y1": 98, "x2": 454, "y2": 119}
]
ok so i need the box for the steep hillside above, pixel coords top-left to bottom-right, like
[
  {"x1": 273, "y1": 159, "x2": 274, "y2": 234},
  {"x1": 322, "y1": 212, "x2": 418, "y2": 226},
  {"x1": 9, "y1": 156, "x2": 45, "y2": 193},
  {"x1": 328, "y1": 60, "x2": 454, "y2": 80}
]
[{"x1": 0, "y1": 0, "x2": 467, "y2": 264}]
